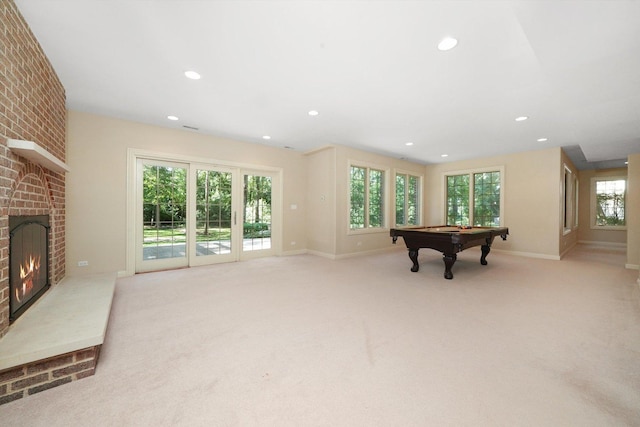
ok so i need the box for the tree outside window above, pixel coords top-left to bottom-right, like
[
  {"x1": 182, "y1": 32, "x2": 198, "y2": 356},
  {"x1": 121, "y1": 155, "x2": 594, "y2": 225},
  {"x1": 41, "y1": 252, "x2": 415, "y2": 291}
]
[
  {"x1": 446, "y1": 174, "x2": 470, "y2": 225},
  {"x1": 593, "y1": 178, "x2": 625, "y2": 227},
  {"x1": 473, "y1": 172, "x2": 501, "y2": 227},
  {"x1": 396, "y1": 173, "x2": 420, "y2": 226},
  {"x1": 350, "y1": 165, "x2": 385, "y2": 229},
  {"x1": 446, "y1": 170, "x2": 501, "y2": 227}
]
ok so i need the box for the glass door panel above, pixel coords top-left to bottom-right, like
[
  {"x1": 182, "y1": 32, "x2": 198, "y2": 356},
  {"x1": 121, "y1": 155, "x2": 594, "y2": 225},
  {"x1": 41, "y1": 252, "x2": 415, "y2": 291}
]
[
  {"x1": 137, "y1": 160, "x2": 188, "y2": 272},
  {"x1": 242, "y1": 173, "x2": 273, "y2": 256},
  {"x1": 190, "y1": 167, "x2": 236, "y2": 265},
  {"x1": 133, "y1": 156, "x2": 281, "y2": 272}
]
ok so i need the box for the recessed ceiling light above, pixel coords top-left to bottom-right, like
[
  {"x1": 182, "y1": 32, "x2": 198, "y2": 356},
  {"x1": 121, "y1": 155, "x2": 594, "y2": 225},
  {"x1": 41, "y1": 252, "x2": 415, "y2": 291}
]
[
  {"x1": 308, "y1": 110, "x2": 319, "y2": 116},
  {"x1": 405, "y1": 142, "x2": 414, "y2": 146},
  {"x1": 167, "y1": 115, "x2": 179, "y2": 121},
  {"x1": 438, "y1": 37, "x2": 458, "y2": 51},
  {"x1": 441, "y1": 154, "x2": 449, "y2": 158},
  {"x1": 184, "y1": 70, "x2": 201, "y2": 80},
  {"x1": 537, "y1": 138, "x2": 548, "y2": 142},
  {"x1": 262, "y1": 135, "x2": 271, "y2": 140},
  {"x1": 625, "y1": 161, "x2": 629, "y2": 165},
  {"x1": 515, "y1": 116, "x2": 528, "y2": 122}
]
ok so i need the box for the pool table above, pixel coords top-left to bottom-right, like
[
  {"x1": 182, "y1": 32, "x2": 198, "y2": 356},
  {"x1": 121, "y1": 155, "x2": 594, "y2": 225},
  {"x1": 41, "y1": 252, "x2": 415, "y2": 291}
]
[{"x1": 390, "y1": 225, "x2": 509, "y2": 279}]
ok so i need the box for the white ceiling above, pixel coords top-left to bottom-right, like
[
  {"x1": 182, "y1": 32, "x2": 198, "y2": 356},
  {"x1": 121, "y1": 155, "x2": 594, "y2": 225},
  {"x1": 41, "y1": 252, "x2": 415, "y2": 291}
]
[{"x1": 14, "y1": 0, "x2": 640, "y2": 168}]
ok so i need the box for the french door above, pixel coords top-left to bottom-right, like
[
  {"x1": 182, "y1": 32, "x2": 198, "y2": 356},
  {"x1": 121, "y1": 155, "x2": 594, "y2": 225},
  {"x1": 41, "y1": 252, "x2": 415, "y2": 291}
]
[
  {"x1": 135, "y1": 157, "x2": 278, "y2": 273},
  {"x1": 137, "y1": 159, "x2": 189, "y2": 272}
]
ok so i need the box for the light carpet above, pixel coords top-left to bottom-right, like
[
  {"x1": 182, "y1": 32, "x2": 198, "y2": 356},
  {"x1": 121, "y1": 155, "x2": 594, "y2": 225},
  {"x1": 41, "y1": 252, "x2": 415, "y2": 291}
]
[{"x1": 2, "y1": 245, "x2": 639, "y2": 426}]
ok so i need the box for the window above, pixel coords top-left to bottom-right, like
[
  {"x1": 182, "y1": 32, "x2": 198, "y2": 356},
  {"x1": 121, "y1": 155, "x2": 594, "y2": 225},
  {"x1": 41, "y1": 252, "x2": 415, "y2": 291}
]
[
  {"x1": 473, "y1": 171, "x2": 501, "y2": 227},
  {"x1": 446, "y1": 174, "x2": 470, "y2": 225},
  {"x1": 591, "y1": 177, "x2": 626, "y2": 229},
  {"x1": 563, "y1": 165, "x2": 574, "y2": 233},
  {"x1": 395, "y1": 172, "x2": 421, "y2": 226},
  {"x1": 350, "y1": 165, "x2": 385, "y2": 229},
  {"x1": 446, "y1": 168, "x2": 502, "y2": 227},
  {"x1": 574, "y1": 178, "x2": 579, "y2": 227}
]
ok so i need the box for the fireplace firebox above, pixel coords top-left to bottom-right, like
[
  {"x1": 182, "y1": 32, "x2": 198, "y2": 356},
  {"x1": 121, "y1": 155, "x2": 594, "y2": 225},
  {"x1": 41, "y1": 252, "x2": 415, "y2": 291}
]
[{"x1": 9, "y1": 215, "x2": 51, "y2": 322}]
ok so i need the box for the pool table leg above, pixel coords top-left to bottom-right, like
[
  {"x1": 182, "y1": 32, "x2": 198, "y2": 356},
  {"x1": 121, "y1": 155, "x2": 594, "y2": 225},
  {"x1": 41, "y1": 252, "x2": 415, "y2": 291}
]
[
  {"x1": 408, "y1": 249, "x2": 420, "y2": 272},
  {"x1": 480, "y1": 244, "x2": 490, "y2": 265},
  {"x1": 443, "y1": 253, "x2": 457, "y2": 279}
]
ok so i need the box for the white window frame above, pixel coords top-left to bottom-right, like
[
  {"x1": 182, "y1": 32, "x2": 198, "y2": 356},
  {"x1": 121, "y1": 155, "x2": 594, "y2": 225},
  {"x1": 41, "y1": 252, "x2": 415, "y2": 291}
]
[
  {"x1": 562, "y1": 164, "x2": 575, "y2": 235},
  {"x1": 394, "y1": 169, "x2": 423, "y2": 227},
  {"x1": 590, "y1": 175, "x2": 627, "y2": 230},
  {"x1": 442, "y1": 166, "x2": 505, "y2": 227},
  {"x1": 348, "y1": 160, "x2": 390, "y2": 234}
]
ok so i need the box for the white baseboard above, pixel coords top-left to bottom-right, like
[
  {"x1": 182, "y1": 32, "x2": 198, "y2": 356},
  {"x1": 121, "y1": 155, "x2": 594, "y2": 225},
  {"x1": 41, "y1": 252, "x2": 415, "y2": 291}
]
[
  {"x1": 305, "y1": 249, "x2": 337, "y2": 260},
  {"x1": 492, "y1": 248, "x2": 561, "y2": 261},
  {"x1": 625, "y1": 263, "x2": 640, "y2": 270},
  {"x1": 333, "y1": 246, "x2": 400, "y2": 260},
  {"x1": 578, "y1": 240, "x2": 627, "y2": 249},
  {"x1": 279, "y1": 249, "x2": 308, "y2": 256},
  {"x1": 306, "y1": 246, "x2": 402, "y2": 260}
]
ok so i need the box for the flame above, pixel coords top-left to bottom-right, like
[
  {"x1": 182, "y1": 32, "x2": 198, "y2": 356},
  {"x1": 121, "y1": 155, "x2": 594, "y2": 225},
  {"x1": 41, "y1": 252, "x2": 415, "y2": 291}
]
[{"x1": 16, "y1": 254, "x2": 40, "y2": 303}]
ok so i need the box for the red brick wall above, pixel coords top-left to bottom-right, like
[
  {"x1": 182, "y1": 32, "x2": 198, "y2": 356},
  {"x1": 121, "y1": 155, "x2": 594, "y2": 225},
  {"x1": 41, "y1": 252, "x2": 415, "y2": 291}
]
[
  {"x1": 0, "y1": 0, "x2": 66, "y2": 338},
  {"x1": 0, "y1": 346, "x2": 101, "y2": 405}
]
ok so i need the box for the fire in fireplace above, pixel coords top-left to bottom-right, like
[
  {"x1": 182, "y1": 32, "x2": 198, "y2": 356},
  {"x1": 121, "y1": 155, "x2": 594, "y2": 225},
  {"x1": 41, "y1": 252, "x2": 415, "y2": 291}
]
[{"x1": 9, "y1": 215, "x2": 50, "y2": 322}]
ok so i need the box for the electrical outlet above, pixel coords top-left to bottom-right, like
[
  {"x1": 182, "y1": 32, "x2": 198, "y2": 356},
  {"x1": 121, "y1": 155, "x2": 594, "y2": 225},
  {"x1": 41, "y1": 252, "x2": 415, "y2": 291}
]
[{"x1": 78, "y1": 260, "x2": 89, "y2": 267}]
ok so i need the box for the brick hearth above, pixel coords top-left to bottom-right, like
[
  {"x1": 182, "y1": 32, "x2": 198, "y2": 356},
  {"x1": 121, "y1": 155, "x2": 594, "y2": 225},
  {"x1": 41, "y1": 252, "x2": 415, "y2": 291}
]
[{"x1": 0, "y1": 272, "x2": 115, "y2": 405}]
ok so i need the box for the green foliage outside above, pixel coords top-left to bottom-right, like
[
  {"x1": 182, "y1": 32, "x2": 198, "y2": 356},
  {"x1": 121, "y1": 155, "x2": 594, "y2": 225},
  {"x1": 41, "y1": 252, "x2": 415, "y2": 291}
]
[
  {"x1": 243, "y1": 222, "x2": 271, "y2": 238},
  {"x1": 350, "y1": 166, "x2": 384, "y2": 229},
  {"x1": 142, "y1": 165, "x2": 272, "y2": 247},
  {"x1": 596, "y1": 194, "x2": 625, "y2": 226},
  {"x1": 396, "y1": 174, "x2": 420, "y2": 226},
  {"x1": 447, "y1": 172, "x2": 500, "y2": 226},
  {"x1": 473, "y1": 172, "x2": 500, "y2": 226},
  {"x1": 447, "y1": 174, "x2": 470, "y2": 225},
  {"x1": 350, "y1": 166, "x2": 365, "y2": 228},
  {"x1": 368, "y1": 169, "x2": 384, "y2": 227},
  {"x1": 395, "y1": 174, "x2": 406, "y2": 225}
]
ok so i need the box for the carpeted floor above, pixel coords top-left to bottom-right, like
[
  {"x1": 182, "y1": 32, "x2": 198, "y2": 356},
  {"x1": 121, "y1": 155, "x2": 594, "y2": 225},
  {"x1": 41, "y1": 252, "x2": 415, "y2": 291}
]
[{"x1": 2, "y1": 245, "x2": 639, "y2": 426}]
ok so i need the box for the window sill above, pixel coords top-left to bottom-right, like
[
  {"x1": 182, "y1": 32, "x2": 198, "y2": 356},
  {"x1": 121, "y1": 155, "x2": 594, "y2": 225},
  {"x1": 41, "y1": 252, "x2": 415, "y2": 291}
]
[
  {"x1": 590, "y1": 225, "x2": 627, "y2": 231},
  {"x1": 348, "y1": 227, "x2": 389, "y2": 236}
]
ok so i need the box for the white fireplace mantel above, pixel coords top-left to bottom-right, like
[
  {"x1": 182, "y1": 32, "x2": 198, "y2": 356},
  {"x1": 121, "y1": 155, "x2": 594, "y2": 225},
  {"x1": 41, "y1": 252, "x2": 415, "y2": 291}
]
[{"x1": 6, "y1": 138, "x2": 70, "y2": 173}]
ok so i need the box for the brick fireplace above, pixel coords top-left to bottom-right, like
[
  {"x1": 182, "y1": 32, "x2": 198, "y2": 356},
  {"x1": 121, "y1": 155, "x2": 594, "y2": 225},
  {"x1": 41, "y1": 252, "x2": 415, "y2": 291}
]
[
  {"x1": 1, "y1": 0, "x2": 66, "y2": 340},
  {"x1": 0, "y1": 0, "x2": 104, "y2": 406}
]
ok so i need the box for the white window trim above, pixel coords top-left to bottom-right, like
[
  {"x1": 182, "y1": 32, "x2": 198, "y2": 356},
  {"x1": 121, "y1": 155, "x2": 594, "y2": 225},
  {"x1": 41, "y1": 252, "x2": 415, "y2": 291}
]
[
  {"x1": 347, "y1": 159, "x2": 390, "y2": 235},
  {"x1": 574, "y1": 177, "x2": 579, "y2": 230},
  {"x1": 394, "y1": 168, "x2": 424, "y2": 227},
  {"x1": 126, "y1": 148, "x2": 284, "y2": 276},
  {"x1": 562, "y1": 164, "x2": 573, "y2": 235},
  {"x1": 590, "y1": 175, "x2": 627, "y2": 231},
  {"x1": 441, "y1": 165, "x2": 506, "y2": 227}
]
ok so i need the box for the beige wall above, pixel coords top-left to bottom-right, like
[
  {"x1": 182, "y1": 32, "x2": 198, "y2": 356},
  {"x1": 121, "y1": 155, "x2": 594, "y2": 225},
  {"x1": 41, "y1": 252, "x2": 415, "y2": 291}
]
[
  {"x1": 334, "y1": 145, "x2": 425, "y2": 257},
  {"x1": 305, "y1": 147, "x2": 337, "y2": 255},
  {"x1": 627, "y1": 154, "x2": 640, "y2": 269},
  {"x1": 305, "y1": 145, "x2": 425, "y2": 258},
  {"x1": 577, "y1": 168, "x2": 628, "y2": 245},
  {"x1": 66, "y1": 110, "x2": 308, "y2": 276},
  {"x1": 424, "y1": 147, "x2": 563, "y2": 259},
  {"x1": 67, "y1": 109, "x2": 637, "y2": 274}
]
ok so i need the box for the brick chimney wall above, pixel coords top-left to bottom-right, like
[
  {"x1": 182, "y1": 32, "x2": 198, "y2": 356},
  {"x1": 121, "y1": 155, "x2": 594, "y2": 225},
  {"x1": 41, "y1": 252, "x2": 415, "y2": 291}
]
[{"x1": 0, "y1": 0, "x2": 66, "y2": 338}]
